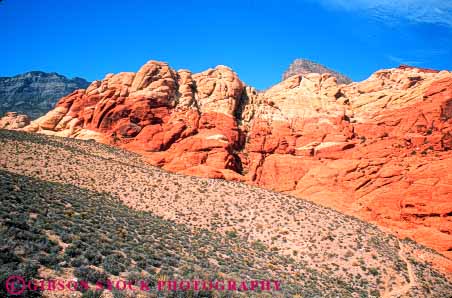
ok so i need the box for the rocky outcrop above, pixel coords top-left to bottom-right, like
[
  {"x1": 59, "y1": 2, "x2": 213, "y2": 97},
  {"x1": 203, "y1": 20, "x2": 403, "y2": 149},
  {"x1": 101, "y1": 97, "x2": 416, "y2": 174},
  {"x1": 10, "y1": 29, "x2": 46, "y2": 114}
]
[
  {"x1": 0, "y1": 71, "x2": 90, "y2": 119},
  {"x1": 19, "y1": 61, "x2": 452, "y2": 259},
  {"x1": 282, "y1": 58, "x2": 352, "y2": 84},
  {"x1": 0, "y1": 112, "x2": 30, "y2": 129}
]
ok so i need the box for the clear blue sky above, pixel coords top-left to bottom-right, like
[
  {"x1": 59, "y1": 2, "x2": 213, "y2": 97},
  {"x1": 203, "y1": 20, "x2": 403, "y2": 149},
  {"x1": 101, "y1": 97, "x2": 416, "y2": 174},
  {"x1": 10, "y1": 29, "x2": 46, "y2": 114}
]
[{"x1": 1, "y1": 0, "x2": 451, "y2": 89}]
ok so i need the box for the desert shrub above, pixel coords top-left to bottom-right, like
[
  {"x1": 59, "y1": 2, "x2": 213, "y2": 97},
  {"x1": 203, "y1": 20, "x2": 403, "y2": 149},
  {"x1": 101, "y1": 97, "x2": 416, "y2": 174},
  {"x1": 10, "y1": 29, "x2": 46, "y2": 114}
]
[
  {"x1": 60, "y1": 232, "x2": 75, "y2": 243},
  {"x1": 100, "y1": 246, "x2": 113, "y2": 257},
  {"x1": 81, "y1": 289, "x2": 103, "y2": 298},
  {"x1": 136, "y1": 259, "x2": 148, "y2": 270},
  {"x1": 37, "y1": 252, "x2": 60, "y2": 268},
  {"x1": 165, "y1": 256, "x2": 179, "y2": 267},
  {"x1": 0, "y1": 260, "x2": 42, "y2": 298},
  {"x1": 369, "y1": 268, "x2": 379, "y2": 276},
  {"x1": 74, "y1": 266, "x2": 108, "y2": 284},
  {"x1": 0, "y1": 246, "x2": 20, "y2": 264},
  {"x1": 102, "y1": 254, "x2": 129, "y2": 276},
  {"x1": 84, "y1": 249, "x2": 102, "y2": 266},
  {"x1": 111, "y1": 289, "x2": 128, "y2": 298},
  {"x1": 148, "y1": 258, "x2": 162, "y2": 268},
  {"x1": 126, "y1": 271, "x2": 142, "y2": 285},
  {"x1": 226, "y1": 230, "x2": 237, "y2": 238},
  {"x1": 71, "y1": 256, "x2": 89, "y2": 267},
  {"x1": 251, "y1": 240, "x2": 266, "y2": 251},
  {"x1": 64, "y1": 244, "x2": 83, "y2": 258}
]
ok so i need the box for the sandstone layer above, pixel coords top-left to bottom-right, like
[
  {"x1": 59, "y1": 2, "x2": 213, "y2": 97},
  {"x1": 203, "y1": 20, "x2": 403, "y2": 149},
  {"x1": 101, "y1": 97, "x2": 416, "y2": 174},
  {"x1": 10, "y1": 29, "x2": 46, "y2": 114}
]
[{"x1": 19, "y1": 60, "x2": 452, "y2": 259}]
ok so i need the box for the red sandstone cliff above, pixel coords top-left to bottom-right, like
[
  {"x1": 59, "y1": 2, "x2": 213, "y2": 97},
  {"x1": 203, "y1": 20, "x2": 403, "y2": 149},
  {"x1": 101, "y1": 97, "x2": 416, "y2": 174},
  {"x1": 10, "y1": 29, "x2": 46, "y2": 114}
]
[{"x1": 17, "y1": 60, "x2": 452, "y2": 258}]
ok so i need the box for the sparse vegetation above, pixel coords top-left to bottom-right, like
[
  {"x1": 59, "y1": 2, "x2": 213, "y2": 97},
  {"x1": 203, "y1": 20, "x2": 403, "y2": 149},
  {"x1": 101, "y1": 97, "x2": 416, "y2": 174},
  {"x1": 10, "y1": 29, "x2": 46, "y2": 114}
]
[{"x1": 0, "y1": 130, "x2": 451, "y2": 298}]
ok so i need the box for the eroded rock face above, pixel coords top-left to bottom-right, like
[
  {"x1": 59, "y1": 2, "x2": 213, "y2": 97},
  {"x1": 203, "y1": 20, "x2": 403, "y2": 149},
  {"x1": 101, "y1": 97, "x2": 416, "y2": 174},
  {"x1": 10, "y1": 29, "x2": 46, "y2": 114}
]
[
  {"x1": 0, "y1": 112, "x2": 31, "y2": 129},
  {"x1": 20, "y1": 61, "x2": 452, "y2": 259}
]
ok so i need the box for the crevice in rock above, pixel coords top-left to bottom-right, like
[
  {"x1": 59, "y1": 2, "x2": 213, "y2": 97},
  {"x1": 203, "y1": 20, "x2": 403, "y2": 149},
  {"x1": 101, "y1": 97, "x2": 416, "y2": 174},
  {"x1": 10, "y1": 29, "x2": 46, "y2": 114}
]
[{"x1": 234, "y1": 86, "x2": 250, "y2": 126}]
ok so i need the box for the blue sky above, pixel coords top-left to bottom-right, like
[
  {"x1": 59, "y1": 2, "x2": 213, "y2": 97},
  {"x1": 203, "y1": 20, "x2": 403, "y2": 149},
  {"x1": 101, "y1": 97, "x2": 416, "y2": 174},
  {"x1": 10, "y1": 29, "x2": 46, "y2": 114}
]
[{"x1": 1, "y1": 0, "x2": 451, "y2": 89}]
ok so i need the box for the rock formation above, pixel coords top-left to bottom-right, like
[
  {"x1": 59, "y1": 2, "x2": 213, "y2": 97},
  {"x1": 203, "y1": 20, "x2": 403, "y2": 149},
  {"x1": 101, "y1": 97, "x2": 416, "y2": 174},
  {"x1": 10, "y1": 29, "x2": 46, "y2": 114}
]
[
  {"x1": 282, "y1": 58, "x2": 352, "y2": 84},
  {"x1": 17, "y1": 60, "x2": 452, "y2": 259},
  {"x1": 0, "y1": 112, "x2": 30, "y2": 129},
  {"x1": 0, "y1": 71, "x2": 90, "y2": 119}
]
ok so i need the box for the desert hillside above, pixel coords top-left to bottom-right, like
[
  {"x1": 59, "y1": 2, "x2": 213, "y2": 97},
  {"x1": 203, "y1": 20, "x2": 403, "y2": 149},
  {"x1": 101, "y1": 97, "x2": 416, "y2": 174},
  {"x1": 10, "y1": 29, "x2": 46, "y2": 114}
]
[
  {"x1": 9, "y1": 60, "x2": 452, "y2": 259},
  {"x1": 1, "y1": 129, "x2": 452, "y2": 297}
]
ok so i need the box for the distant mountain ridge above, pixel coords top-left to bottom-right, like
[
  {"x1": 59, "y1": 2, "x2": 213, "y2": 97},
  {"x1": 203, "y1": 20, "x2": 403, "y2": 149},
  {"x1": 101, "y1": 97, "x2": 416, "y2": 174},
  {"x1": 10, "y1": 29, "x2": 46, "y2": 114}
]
[
  {"x1": 283, "y1": 58, "x2": 352, "y2": 84},
  {"x1": 0, "y1": 71, "x2": 89, "y2": 119}
]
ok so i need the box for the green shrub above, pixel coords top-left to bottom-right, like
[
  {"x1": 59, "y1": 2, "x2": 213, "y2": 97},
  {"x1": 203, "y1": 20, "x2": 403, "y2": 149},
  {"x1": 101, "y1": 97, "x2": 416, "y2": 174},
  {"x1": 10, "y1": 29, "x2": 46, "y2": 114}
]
[
  {"x1": 84, "y1": 249, "x2": 102, "y2": 266},
  {"x1": 37, "y1": 252, "x2": 60, "y2": 267},
  {"x1": 74, "y1": 266, "x2": 108, "y2": 284},
  {"x1": 369, "y1": 268, "x2": 379, "y2": 276},
  {"x1": 70, "y1": 256, "x2": 88, "y2": 267},
  {"x1": 102, "y1": 254, "x2": 128, "y2": 276}
]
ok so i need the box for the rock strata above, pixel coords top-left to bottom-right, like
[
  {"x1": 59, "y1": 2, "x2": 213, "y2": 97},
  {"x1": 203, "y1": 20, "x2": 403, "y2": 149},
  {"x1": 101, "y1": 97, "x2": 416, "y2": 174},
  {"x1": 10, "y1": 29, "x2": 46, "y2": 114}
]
[{"x1": 0, "y1": 71, "x2": 89, "y2": 118}]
